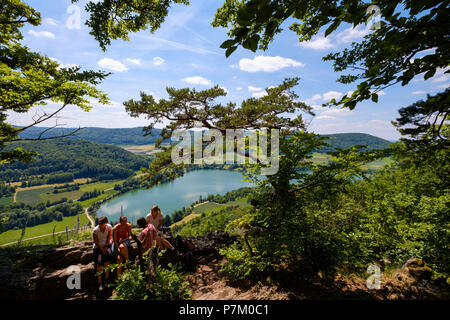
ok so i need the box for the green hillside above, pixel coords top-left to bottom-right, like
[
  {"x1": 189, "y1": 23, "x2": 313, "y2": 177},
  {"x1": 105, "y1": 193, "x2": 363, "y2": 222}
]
[
  {"x1": 18, "y1": 126, "x2": 165, "y2": 146},
  {"x1": 19, "y1": 127, "x2": 392, "y2": 151},
  {"x1": 318, "y1": 133, "x2": 392, "y2": 152},
  {"x1": 0, "y1": 138, "x2": 150, "y2": 182}
]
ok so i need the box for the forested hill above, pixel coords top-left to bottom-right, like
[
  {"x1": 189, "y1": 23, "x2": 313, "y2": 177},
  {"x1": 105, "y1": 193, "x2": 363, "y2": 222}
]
[
  {"x1": 319, "y1": 133, "x2": 392, "y2": 153},
  {"x1": 0, "y1": 138, "x2": 150, "y2": 182},
  {"x1": 19, "y1": 127, "x2": 392, "y2": 151},
  {"x1": 18, "y1": 126, "x2": 164, "y2": 145}
]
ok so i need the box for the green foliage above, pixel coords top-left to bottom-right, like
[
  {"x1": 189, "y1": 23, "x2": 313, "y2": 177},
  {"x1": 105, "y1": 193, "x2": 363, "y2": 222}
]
[
  {"x1": 173, "y1": 205, "x2": 246, "y2": 237},
  {"x1": 219, "y1": 243, "x2": 273, "y2": 281},
  {"x1": 0, "y1": 201, "x2": 83, "y2": 232},
  {"x1": 149, "y1": 264, "x2": 192, "y2": 300},
  {"x1": 105, "y1": 255, "x2": 191, "y2": 300},
  {"x1": 73, "y1": 0, "x2": 189, "y2": 51},
  {"x1": 109, "y1": 262, "x2": 149, "y2": 300},
  {"x1": 0, "y1": 0, "x2": 109, "y2": 164}
]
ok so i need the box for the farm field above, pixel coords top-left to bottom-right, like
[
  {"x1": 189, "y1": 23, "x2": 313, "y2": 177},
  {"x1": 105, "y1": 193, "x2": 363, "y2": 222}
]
[
  {"x1": 0, "y1": 196, "x2": 13, "y2": 206},
  {"x1": 120, "y1": 143, "x2": 167, "y2": 156},
  {"x1": 0, "y1": 213, "x2": 89, "y2": 246},
  {"x1": 15, "y1": 180, "x2": 125, "y2": 205},
  {"x1": 171, "y1": 197, "x2": 250, "y2": 228}
]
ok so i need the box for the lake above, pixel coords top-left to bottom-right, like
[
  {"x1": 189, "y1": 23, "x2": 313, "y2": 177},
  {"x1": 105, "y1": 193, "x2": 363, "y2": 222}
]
[{"x1": 97, "y1": 169, "x2": 255, "y2": 222}]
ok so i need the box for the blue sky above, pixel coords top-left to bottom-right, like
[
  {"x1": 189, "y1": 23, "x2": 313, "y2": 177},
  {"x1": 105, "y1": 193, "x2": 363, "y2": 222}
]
[{"x1": 7, "y1": 0, "x2": 449, "y2": 140}]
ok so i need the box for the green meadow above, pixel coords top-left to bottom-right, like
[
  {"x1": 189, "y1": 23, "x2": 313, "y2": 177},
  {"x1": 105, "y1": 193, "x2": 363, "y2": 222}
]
[{"x1": 0, "y1": 214, "x2": 89, "y2": 246}]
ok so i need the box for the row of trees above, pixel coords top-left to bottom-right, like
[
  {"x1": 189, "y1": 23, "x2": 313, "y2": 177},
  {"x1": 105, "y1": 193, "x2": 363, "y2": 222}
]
[
  {"x1": 0, "y1": 184, "x2": 15, "y2": 198},
  {"x1": 0, "y1": 201, "x2": 83, "y2": 231}
]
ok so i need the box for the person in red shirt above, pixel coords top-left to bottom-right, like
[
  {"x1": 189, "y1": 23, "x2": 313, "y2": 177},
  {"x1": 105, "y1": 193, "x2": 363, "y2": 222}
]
[{"x1": 112, "y1": 216, "x2": 132, "y2": 277}]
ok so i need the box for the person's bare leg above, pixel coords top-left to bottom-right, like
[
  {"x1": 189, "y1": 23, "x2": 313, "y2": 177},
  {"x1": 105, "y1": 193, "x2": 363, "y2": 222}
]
[
  {"x1": 116, "y1": 255, "x2": 123, "y2": 277},
  {"x1": 159, "y1": 235, "x2": 174, "y2": 250},
  {"x1": 97, "y1": 265, "x2": 103, "y2": 284},
  {"x1": 121, "y1": 244, "x2": 129, "y2": 261},
  {"x1": 104, "y1": 262, "x2": 110, "y2": 281}
]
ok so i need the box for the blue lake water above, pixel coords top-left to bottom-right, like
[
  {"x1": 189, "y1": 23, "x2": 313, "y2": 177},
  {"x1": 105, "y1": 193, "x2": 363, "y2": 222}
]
[{"x1": 97, "y1": 169, "x2": 255, "y2": 222}]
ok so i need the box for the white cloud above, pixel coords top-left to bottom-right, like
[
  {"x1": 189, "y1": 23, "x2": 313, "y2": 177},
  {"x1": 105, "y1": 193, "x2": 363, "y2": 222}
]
[
  {"x1": 220, "y1": 86, "x2": 228, "y2": 94},
  {"x1": 248, "y1": 86, "x2": 262, "y2": 92},
  {"x1": 181, "y1": 76, "x2": 212, "y2": 86},
  {"x1": 44, "y1": 18, "x2": 58, "y2": 26},
  {"x1": 97, "y1": 58, "x2": 128, "y2": 72},
  {"x1": 316, "y1": 115, "x2": 337, "y2": 120},
  {"x1": 432, "y1": 75, "x2": 449, "y2": 83},
  {"x1": 322, "y1": 108, "x2": 351, "y2": 116},
  {"x1": 28, "y1": 30, "x2": 55, "y2": 39},
  {"x1": 323, "y1": 91, "x2": 343, "y2": 101},
  {"x1": 336, "y1": 26, "x2": 369, "y2": 43},
  {"x1": 49, "y1": 57, "x2": 78, "y2": 70},
  {"x1": 300, "y1": 36, "x2": 335, "y2": 50},
  {"x1": 125, "y1": 58, "x2": 141, "y2": 65},
  {"x1": 236, "y1": 87, "x2": 243, "y2": 91},
  {"x1": 412, "y1": 90, "x2": 427, "y2": 95},
  {"x1": 435, "y1": 83, "x2": 449, "y2": 89},
  {"x1": 239, "y1": 55, "x2": 305, "y2": 72},
  {"x1": 153, "y1": 57, "x2": 165, "y2": 66},
  {"x1": 252, "y1": 91, "x2": 267, "y2": 98}
]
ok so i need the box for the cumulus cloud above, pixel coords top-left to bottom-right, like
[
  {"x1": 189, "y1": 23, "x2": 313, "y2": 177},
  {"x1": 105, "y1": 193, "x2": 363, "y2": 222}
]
[
  {"x1": 304, "y1": 91, "x2": 343, "y2": 104},
  {"x1": 44, "y1": 18, "x2": 58, "y2": 26},
  {"x1": 412, "y1": 90, "x2": 427, "y2": 95},
  {"x1": 323, "y1": 91, "x2": 343, "y2": 101},
  {"x1": 336, "y1": 26, "x2": 369, "y2": 43},
  {"x1": 49, "y1": 57, "x2": 78, "y2": 70},
  {"x1": 97, "y1": 58, "x2": 128, "y2": 72},
  {"x1": 248, "y1": 86, "x2": 262, "y2": 92},
  {"x1": 239, "y1": 55, "x2": 305, "y2": 72},
  {"x1": 252, "y1": 91, "x2": 267, "y2": 98},
  {"x1": 153, "y1": 57, "x2": 165, "y2": 66},
  {"x1": 125, "y1": 58, "x2": 141, "y2": 65},
  {"x1": 181, "y1": 76, "x2": 212, "y2": 86},
  {"x1": 28, "y1": 30, "x2": 55, "y2": 39},
  {"x1": 300, "y1": 36, "x2": 335, "y2": 50}
]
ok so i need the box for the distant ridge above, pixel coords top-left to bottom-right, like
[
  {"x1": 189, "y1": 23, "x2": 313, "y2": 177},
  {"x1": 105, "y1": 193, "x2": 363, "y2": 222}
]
[
  {"x1": 319, "y1": 133, "x2": 392, "y2": 152},
  {"x1": 18, "y1": 127, "x2": 392, "y2": 151}
]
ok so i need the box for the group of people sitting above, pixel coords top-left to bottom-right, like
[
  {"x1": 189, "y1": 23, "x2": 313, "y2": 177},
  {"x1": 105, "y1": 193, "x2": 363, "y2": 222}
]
[{"x1": 92, "y1": 205, "x2": 178, "y2": 292}]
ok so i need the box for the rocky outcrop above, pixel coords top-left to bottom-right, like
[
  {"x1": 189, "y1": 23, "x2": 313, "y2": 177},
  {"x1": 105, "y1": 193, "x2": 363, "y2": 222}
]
[
  {"x1": 0, "y1": 231, "x2": 236, "y2": 300},
  {"x1": 402, "y1": 257, "x2": 433, "y2": 281}
]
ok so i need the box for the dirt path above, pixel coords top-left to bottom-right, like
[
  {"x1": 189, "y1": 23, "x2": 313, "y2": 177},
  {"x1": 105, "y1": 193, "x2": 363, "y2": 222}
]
[
  {"x1": 84, "y1": 208, "x2": 95, "y2": 226},
  {"x1": 186, "y1": 260, "x2": 289, "y2": 300}
]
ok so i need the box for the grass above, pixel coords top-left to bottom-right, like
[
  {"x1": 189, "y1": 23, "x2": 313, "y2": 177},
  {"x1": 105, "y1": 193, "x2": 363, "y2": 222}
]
[
  {"x1": 171, "y1": 197, "x2": 251, "y2": 228},
  {"x1": 0, "y1": 213, "x2": 89, "y2": 246},
  {"x1": 78, "y1": 189, "x2": 119, "y2": 207},
  {"x1": 310, "y1": 152, "x2": 393, "y2": 170},
  {"x1": 0, "y1": 196, "x2": 13, "y2": 206},
  {"x1": 192, "y1": 201, "x2": 225, "y2": 214},
  {"x1": 15, "y1": 180, "x2": 125, "y2": 205},
  {"x1": 16, "y1": 187, "x2": 53, "y2": 204}
]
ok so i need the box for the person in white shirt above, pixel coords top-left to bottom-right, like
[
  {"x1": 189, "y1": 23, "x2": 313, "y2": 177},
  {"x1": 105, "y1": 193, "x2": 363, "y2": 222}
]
[
  {"x1": 92, "y1": 216, "x2": 113, "y2": 292},
  {"x1": 146, "y1": 205, "x2": 178, "y2": 253}
]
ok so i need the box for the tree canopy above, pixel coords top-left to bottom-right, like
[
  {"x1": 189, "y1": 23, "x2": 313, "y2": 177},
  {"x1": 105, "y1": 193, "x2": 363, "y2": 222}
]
[{"x1": 0, "y1": 0, "x2": 110, "y2": 164}]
